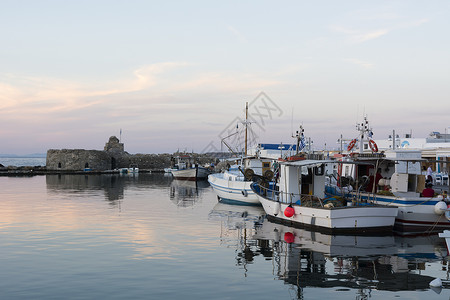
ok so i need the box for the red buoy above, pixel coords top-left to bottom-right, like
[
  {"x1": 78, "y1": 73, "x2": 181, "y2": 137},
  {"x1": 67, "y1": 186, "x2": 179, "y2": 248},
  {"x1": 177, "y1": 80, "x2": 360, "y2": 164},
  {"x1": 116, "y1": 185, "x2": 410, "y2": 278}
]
[
  {"x1": 284, "y1": 232, "x2": 295, "y2": 243},
  {"x1": 284, "y1": 205, "x2": 295, "y2": 217}
]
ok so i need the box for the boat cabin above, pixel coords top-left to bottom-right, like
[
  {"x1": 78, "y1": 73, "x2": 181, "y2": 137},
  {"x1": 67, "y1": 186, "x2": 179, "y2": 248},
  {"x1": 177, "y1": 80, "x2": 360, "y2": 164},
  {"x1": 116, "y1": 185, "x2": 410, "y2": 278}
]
[
  {"x1": 277, "y1": 160, "x2": 333, "y2": 204},
  {"x1": 338, "y1": 150, "x2": 426, "y2": 195}
]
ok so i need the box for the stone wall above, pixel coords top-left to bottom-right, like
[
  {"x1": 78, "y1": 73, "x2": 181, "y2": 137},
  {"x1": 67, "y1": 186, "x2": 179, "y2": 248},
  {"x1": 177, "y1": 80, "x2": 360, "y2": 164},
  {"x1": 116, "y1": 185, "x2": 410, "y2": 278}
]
[
  {"x1": 46, "y1": 149, "x2": 111, "y2": 171},
  {"x1": 45, "y1": 136, "x2": 219, "y2": 171}
]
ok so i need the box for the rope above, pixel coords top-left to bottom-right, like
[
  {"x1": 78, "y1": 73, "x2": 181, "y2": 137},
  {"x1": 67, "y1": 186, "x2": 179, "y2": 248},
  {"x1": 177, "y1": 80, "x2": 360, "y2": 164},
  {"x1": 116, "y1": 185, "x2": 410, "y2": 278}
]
[{"x1": 426, "y1": 212, "x2": 444, "y2": 234}]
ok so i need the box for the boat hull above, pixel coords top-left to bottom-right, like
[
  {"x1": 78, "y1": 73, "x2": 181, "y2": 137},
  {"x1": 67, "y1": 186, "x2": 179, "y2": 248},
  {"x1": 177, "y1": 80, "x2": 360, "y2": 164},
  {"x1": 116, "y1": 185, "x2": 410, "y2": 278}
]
[
  {"x1": 172, "y1": 167, "x2": 210, "y2": 181},
  {"x1": 255, "y1": 193, "x2": 398, "y2": 234},
  {"x1": 208, "y1": 173, "x2": 260, "y2": 205},
  {"x1": 325, "y1": 186, "x2": 450, "y2": 233}
]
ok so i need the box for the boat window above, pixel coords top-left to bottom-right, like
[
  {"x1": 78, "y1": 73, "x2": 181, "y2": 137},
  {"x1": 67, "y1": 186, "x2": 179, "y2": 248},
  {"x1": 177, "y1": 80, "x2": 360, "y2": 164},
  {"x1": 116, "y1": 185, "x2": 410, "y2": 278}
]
[
  {"x1": 302, "y1": 168, "x2": 313, "y2": 184},
  {"x1": 314, "y1": 165, "x2": 324, "y2": 176}
]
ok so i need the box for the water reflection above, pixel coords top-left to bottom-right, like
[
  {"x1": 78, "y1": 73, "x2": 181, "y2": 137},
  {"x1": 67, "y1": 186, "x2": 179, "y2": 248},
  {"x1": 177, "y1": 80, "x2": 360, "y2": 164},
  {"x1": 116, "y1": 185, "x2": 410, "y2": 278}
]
[
  {"x1": 209, "y1": 202, "x2": 450, "y2": 298},
  {"x1": 209, "y1": 202, "x2": 268, "y2": 276},
  {"x1": 45, "y1": 173, "x2": 172, "y2": 204},
  {"x1": 253, "y1": 221, "x2": 448, "y2": 295},
  {"x1": 169, "y1": 179, "x2": 209, "y2": 207}
]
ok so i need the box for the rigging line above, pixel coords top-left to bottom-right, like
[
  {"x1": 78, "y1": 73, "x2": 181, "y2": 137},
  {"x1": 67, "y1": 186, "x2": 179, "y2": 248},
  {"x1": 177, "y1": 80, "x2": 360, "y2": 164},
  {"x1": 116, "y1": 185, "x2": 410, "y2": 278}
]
[{"x1": 426, "y1": 212, "x2": 444, "y2": 234}]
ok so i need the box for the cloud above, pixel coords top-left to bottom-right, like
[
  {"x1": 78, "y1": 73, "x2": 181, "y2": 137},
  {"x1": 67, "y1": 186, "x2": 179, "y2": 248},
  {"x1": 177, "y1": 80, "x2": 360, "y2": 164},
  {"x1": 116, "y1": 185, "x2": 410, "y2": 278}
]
[
  {"x1": 0, "y1": 62, "x2": 285, "y2": 130},
  {"x1": 343, "y1": 58, "x2": 374, "y2": 69},
  {"x1": 330, "y1": 7, "x2": 429, "y2": 44},
  {"x1": 226, "y1": 25, "x2": 248, "y2": 43},
  {"x1": 352, "y1": 29, "x2": 390, "y2": 43},
  {"x1": 0, "y1": 62, "x2": 192, "y2": 115},
  {"x1": 330, "y1": 25, "x2": 389, "y2": 43}
]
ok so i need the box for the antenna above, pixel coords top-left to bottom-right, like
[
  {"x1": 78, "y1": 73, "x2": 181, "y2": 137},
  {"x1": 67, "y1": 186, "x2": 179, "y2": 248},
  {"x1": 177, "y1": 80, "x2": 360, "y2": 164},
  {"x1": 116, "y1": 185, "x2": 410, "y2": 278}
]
[{"x1": 291, "y1": 106, "x2": 294, "y2": 137}]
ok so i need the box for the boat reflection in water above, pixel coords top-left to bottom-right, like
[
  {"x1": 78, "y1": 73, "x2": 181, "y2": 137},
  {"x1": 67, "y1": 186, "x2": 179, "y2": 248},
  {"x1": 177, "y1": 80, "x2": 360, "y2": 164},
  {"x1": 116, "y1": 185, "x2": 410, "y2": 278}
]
[
  {"x1": 169, "y1": 179, "x2": 210, "y2": 207},
  {"x1": 209, "y1": 202, "x2": 267, "y2": 274},
  {"x1": 210, "y1": 202, "x2": 450, "y2": 298}
]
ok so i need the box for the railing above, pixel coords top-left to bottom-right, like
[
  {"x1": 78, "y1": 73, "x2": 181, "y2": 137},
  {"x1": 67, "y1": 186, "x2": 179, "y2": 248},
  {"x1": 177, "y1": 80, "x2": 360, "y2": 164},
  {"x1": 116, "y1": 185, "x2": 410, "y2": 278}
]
[{"x1": 252, "y1": 182, "x2": 324, "y2": 207}]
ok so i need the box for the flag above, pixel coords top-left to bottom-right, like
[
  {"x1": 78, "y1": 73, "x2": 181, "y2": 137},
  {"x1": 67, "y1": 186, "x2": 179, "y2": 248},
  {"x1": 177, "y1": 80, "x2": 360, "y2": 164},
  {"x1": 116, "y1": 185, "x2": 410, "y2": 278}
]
[{"x1": 299, "y1": 135, "x2": 306, "y2": 151}]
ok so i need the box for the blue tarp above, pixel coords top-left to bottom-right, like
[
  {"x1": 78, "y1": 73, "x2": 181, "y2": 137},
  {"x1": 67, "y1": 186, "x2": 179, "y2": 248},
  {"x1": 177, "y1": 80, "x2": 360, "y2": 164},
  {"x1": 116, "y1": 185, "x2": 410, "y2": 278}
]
[{"x1": 259, "y1": 143, "x2": 297, "y2": 151}]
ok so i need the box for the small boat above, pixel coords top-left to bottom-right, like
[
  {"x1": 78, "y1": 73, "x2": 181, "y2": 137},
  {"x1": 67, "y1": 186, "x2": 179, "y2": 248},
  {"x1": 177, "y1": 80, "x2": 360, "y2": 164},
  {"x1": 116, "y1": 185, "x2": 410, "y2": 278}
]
[
  {"x1": 168, "y1": 153, "x2": 211, "y2": 181},
  {"x1": 118, "y1": 164, "x2": 139, "y2": 174},
  {"x1": 171, "y1": 165, "x2": 211, "y2": 181},
  {"x1": 251, "y1": 159, "x2": 398, "y2": 234}
]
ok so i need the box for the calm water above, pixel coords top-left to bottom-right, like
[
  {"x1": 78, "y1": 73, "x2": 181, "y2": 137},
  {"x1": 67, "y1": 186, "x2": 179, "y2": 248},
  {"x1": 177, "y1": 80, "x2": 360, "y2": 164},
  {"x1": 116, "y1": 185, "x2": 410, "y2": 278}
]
[
  {"x1": 1, "y1": 173, "x2": 450, "y2": 299},
  {"x1": 0, "y1": 157, "x2": 46, "y2": 167}
]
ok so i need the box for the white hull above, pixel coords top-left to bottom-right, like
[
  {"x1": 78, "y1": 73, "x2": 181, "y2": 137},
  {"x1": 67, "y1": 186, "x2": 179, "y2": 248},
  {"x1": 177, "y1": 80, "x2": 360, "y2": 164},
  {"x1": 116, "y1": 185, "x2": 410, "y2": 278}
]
[
  {"x1": 253, "y1": 219, "x2": 397, "y2": 256},
  {"x1": 326, "y1": 186, "x2": 450, "y2": 233},
  {"x1": 208, "y1": 173, "x2": 260, "y2": 205},
  {"x1": 370, "y1": 195, "x2": 450, "y2": 233},
  {"x1": 255, "y1": 194, "x2": 398, "y2": 233},
  {"x1": 172, "y1": 167, "x2": 210, "y2": 180}
]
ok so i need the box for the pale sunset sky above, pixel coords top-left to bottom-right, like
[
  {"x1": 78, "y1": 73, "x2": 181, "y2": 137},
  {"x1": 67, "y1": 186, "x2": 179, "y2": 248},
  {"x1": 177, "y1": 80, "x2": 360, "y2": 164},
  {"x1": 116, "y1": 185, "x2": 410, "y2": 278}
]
[{"x1": 1, "y1": 1, "x2": 449, "y2": 155}]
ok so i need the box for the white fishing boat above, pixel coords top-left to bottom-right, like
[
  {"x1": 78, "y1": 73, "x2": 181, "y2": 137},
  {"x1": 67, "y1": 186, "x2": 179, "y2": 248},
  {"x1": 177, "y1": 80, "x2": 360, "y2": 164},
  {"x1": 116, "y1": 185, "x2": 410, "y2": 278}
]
[
  {"x1": 209, "y1": 103, "x2": 305, "y2": 205},
  {"x1": 251, "y1": 159, "x2": 398, "y2": 234},
  {"x1": 169, "y1": 153, "x2": 211, "y2": 181},
  {"x1": 325, "y1": 116, "x2": 450, "y2": 234},
  {"x1": 171, "y1": 165, "x2": 211, "y2": 181},
  {"x1": 208, "y1": 102, "x2": 273, "y2": 205},
  {"x1": 208, "y1": 158, "x2": 275, "y2": 205}
]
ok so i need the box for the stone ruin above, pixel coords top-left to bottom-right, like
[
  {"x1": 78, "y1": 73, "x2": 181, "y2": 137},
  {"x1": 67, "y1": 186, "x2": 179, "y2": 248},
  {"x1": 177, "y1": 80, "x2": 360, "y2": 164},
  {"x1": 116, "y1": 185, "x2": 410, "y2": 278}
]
[{"x1": 46, "y1": 136, "x2": 217, "y2": 172}]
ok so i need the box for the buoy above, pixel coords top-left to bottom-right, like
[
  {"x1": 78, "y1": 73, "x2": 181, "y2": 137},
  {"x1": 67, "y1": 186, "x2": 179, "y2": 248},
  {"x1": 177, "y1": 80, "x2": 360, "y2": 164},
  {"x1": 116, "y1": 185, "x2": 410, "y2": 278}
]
[
  {"x1": 434, "y1": 201, "x2": 447, "y2": 215},
  {"x1": 429, "y1": 278, "x2": 442, "y2": 288},
  {"x1": 284, "y1": 232, "x2": 295, "y2": 243},
  {"x1": 241, "y1": 190, "x2": 248, "y2": 197},
  {"x1": 284, "y1": 205, "x2": 295, "y2": 218},
  {"x1": 273, "y1": 202, "x2": 281, "y2": 216}
]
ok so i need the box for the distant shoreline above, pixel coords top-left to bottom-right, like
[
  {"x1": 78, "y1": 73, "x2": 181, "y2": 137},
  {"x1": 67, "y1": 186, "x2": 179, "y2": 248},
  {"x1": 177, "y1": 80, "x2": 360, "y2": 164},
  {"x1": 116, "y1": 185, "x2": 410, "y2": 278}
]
[{"x1": 0, "y1": 154, "x2": 46, "y2": 158}]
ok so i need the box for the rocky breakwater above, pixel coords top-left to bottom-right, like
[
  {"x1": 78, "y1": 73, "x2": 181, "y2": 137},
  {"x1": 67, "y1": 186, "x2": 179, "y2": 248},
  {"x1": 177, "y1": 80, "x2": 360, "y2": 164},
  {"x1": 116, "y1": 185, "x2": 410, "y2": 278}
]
[
  {"x1": 0, "y1": 163, "x2": 48, "y2": 176},
  {"x1": 0, "y1": 152, "x2": 219, "y2": 176}
]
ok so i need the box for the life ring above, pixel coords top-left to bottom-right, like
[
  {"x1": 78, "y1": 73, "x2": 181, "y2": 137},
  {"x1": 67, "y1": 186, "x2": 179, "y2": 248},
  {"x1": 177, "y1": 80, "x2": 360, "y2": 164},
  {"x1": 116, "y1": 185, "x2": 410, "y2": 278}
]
[
  {"x1": 369, "y1": 139, "x2": 378, "y2": 152},
  {"x1": 347, "y1": 139, "x2": 357, "y2": 151}
]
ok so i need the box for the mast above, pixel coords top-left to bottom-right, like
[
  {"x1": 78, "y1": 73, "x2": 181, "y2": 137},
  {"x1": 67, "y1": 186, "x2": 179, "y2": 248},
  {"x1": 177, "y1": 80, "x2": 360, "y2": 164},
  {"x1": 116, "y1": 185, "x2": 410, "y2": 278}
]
[{"x1": 245, "y1": 102, "x2": 248, "y2": 157}]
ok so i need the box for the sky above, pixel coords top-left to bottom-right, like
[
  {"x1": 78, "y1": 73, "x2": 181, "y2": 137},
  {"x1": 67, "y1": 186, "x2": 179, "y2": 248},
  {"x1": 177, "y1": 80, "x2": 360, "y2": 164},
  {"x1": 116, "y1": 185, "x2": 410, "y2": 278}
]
[{"x1": 1, "y1": 0, "x2": 449, "y2": 155}]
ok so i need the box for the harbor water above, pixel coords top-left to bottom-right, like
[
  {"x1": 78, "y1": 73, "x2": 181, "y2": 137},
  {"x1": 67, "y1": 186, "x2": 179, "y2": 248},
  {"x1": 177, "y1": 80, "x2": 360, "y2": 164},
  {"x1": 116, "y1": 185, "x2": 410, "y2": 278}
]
[
  {"x1": 0, "y1": 157, "x2": 46, "y2": 167},
  {"x1": 1, "y1": 172, "x2": 450, "y2": 299}
]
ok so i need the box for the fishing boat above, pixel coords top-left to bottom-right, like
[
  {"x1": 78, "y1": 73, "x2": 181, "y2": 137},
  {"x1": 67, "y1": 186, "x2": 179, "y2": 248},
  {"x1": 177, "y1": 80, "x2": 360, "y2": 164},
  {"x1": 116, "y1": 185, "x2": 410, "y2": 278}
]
[
  {"x1": 325, "y1": 116, "x2": 450, "y2": 234},
  {"x1": 208, "y1": 157, "x2": 275, "y2": 205},
  {"x1": 208, "y1": 103, "x2": 306, "y2": 205},
  {"x1": 251, "y1": 158, "x2": 398, "y2": 234},
  {"x1": 208, "y1": 102, "x2": 274, "y2": 205},
  {"x1": 169, "y1": 153, "x2": 211, "y2": 181},
  {"x1": 171, "y1": 164, "x2": 210, "y2": 181}
]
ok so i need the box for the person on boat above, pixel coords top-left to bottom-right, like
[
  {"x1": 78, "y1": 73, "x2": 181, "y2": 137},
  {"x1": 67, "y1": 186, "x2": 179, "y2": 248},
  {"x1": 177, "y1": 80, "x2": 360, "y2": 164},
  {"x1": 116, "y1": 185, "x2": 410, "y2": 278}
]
[
  {"x1": 365, "y1": 168, "x2": 383, "y2": 192},
  {"x1": 427, "y1": 165, "x2": 433, "y2": 182},
  {"x1": 421, "y1": 183, "x2": 435, "y2": 197}
]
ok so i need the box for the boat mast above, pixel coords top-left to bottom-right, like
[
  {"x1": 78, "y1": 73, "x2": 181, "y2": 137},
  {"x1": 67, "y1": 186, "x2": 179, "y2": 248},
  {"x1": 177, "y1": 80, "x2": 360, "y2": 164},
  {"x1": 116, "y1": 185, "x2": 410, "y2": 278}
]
[
  {"x1": 245, "y1": 102, "x2": 248, "y2": 157},
  {"x1": 357, "y1": 115, "x2": 372, "y2": 154}
]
